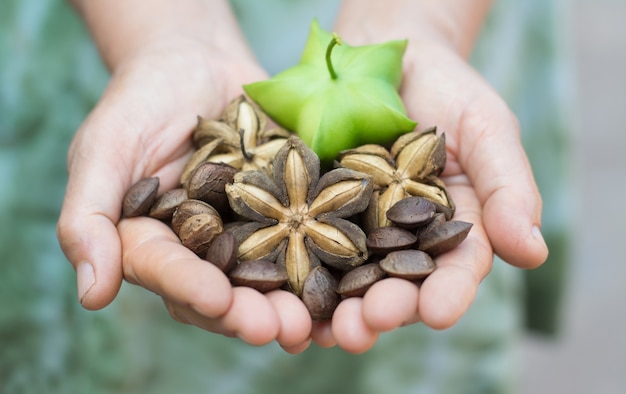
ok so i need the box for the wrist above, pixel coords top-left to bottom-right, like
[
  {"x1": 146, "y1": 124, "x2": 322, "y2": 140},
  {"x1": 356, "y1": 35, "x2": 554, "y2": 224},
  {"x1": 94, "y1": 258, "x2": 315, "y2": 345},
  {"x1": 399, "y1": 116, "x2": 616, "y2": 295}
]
[
  {"x1": 72, "y1": 0, "x2": 255, "y2": 71},
  {"x1": 334, "y1": 0, "x2": 493, "y2": 59}
]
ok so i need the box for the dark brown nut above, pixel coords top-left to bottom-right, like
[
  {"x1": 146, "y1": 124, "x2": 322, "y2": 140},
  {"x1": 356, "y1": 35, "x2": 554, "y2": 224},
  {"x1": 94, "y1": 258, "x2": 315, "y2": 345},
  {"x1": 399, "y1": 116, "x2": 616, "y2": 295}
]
[
  {"x1": 122, "y1": 177, "x2": 159, "y2": 218},
  {"x1": 337, "y1": 263, "x2": 386, "y2": 298},
  {"x1": 171, "y1": 199, "x2": 220, "y2": 236},
  {"x1": 187, "y1": 162, "x2": 238, "y2": 215},
  {"x1": 386, "y1": 196, "x2": 436, "y2": 229},
  {"x1": 366, "y1": 226, "x2": 417, "y2": 255},
  {"x1": 229, "y1": 260, "x2": 288, "y2": 293},
  {"x1": 302, "y1": 266, "x2": 340, "y2": 320},
  {"x1": 148, "y1": 188, "x2": 188, "y2": 220},
  {"x1": 415, "y1": 213, "x2": 446, "y2": 238},
  {"x1": 177, "y1": 213, "x2": 223, "y2": 256},
  {"x1": 379, "y1": 249, "x2": 436, "y2": 280},
  {"x1": 417, "y1": 220, "x2": 473, "y2": 256},
  {"x1": 205, "y1": 231, "x2": 238, "y2": 273}
]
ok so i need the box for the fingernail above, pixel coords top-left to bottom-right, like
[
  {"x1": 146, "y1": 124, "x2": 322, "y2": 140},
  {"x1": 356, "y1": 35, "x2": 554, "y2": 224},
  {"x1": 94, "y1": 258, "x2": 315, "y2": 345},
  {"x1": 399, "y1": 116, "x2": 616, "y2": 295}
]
[
  {"x1": 531, "y1": 225, "x2": 548, "y2": 250},
  {"x1": 77, "y1": 261, "x2": 95, "y2": 305}
]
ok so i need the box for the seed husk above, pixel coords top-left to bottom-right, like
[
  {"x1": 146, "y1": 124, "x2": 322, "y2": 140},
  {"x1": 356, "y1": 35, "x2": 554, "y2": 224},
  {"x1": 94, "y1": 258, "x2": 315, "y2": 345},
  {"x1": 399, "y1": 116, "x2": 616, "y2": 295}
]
[
  {"x1": 171, "y1": 199, "x2": 220, "y2": 236},
  {"x1": 149, "y1": 188, "x2": 188, "y2": 221},
  {"x1": 366, "y1": 226, "x2": 418, "y2": 255},
  {"x1": 177, "y1": 213, "x2": 223, "y2": 256},
  {"x1": 229, "y1": 260, "x2": 288, "y2": 293},
  {"x1": 379, "y1": 249, "x2": 436, "y2": 280},
  {"x1": 301, "y1": 266, "x2": 340, "y2": 320},
  {"x1": 187, "y1": 161, "x2": 238, "y2": 215},
  {"x1": 386, "y1": 196, "x2": 436, "y2": 229},
  {"x1": 122, "y1": 177, "x2": 159, "y2": 218},
  {"x1": 417, "y1": 220, "x2": 473, "y2": 256},
  {"x1": 337, "y1": 263, "x2": 386, "y2": 297},
  {"x1": 205, "y1": 231, "x2": 238, "y2": 273}
]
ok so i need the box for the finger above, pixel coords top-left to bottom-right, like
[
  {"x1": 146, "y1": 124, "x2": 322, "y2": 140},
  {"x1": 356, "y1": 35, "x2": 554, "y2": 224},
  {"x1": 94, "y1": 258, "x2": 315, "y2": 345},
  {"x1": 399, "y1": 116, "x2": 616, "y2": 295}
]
[
  {"x1": 418, "y1": 183, "x2": 493, "y2": 329},
  {"x1": 221, "y1": 287, "x2": 280, "y2": 346},
  {"x1": 281, "y1": 340, "x2": 312, "y2": 355},
  {"x1": 457, "y1": 95, "x2": 548, "y2": 268},
  {"x1": 163, "y1": 288, "x2": 283, "y2": 347},
  {"x1": 265, "y1": 290, "x2": 312, "y2": 349},
  {"x1": 118, "y1": 217, "x2": 233, "y2": 318},
  {"x1": 163, "y1": 299, "x2": 236, "y2": 337},
  {"x1": 331, "y1": 297, "x2": 379, "y2": 354},
  {"x1": 56, "y1": 115, "x2": 131, "y2": 310},
  {"x1": 361, "y1": 278, "x2": 419, "y2": 332},
  {"x1": 311, "y1": 321, "x2": 336, "y2": 348}
]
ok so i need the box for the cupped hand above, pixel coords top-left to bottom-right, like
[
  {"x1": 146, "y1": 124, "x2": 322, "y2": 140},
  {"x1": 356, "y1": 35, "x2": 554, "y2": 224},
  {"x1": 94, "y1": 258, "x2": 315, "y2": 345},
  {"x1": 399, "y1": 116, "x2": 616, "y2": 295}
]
[
  {"x1": 322, "y1": 42, "x2": 549, "y2": 353},
  {"x1": 56, "y1": 37, "x2": 312, "y2": 352}
]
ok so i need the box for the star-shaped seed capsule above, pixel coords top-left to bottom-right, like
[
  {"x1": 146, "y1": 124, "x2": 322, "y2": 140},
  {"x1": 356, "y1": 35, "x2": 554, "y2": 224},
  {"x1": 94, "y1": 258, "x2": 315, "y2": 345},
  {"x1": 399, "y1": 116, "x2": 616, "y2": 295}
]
[{"x1": 226, "y1": 136, "x2": 373, "y2": 295}]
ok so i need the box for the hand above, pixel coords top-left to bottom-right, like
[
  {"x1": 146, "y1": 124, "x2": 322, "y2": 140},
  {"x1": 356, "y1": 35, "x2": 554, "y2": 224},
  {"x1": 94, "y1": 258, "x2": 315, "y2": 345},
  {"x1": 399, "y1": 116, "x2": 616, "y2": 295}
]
[
  {"x1": 321, "y1": 3, "x2": 549, "y2": 353},
  {"x1": 56, "y1": 34, "x2": 313, "y2": 353}
]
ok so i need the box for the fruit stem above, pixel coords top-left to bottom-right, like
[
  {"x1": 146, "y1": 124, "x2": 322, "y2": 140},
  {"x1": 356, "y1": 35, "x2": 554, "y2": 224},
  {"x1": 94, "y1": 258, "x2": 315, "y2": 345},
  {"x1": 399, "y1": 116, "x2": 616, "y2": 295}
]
[{"x1": 326, "y1": 33, "x2": 342, "y2": 80}]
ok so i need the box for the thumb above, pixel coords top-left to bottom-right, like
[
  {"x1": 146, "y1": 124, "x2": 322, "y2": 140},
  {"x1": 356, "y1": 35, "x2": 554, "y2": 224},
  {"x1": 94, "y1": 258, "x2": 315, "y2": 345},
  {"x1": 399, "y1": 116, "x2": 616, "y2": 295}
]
[{"x1": 57, "y1": 111, "x2": 131, "y2": 310}]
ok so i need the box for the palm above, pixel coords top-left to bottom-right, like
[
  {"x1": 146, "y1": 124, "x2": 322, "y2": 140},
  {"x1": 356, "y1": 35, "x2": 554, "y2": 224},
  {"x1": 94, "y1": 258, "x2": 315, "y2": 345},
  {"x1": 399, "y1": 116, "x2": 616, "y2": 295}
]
[{"x1": 325, "y1": 46, "x2": 548, "y2": 353}]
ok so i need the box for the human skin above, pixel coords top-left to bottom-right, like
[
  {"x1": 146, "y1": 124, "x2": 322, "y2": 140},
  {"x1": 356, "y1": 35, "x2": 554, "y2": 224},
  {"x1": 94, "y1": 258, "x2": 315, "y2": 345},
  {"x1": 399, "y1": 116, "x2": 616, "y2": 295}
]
[{"x1": 57, "y1": 0, "x2": 548, "y2": 354}]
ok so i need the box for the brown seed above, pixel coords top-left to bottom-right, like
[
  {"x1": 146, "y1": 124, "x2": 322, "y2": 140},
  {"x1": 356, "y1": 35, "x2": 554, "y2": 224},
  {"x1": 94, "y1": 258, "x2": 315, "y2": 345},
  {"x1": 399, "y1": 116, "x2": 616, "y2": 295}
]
[
  {"x1": 379, "y1": 249, "x2": 436, "y2": 280},
  {"x1": 177, "y1": 213, "x2": 223, "y2": 256},
  {"x1": 229, "y1": 260, "x2": 288, "y2": 293},
  {"x1": 366, "y1": 226, "x2": 417, "y2": 255},
  {"x1": 148, "y1": 188, "x2": 188, "y2": 221},
  {"x1": 337, "y1": 263, "x2": 386, "y2": 298},
  {"x1": 187, "y1": 162, "x2": 238, "y2": 215},
  {"x1": 205, "y1": 231, "x2": 238, "y2": 273},
  {"x1": 171, "y1": 199, "x2": 220, "y2": 236},
  {"x1": 301, "y1": 266, "x2": 340, "y2": 320},
  {"x1": 122, "y1": 177, "x2": 159, "y2": 218},
  {"x1": 386, "y1": 196, "x2": 436, "y2": 229},
  {"x1": 417, "y1": 220, "x2": 473, "y2": 256}
]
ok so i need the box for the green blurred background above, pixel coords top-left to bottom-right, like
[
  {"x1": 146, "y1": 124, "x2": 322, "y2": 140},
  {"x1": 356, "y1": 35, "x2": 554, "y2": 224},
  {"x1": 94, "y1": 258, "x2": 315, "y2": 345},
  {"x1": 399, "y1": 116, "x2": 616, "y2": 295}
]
[{"x1": 1, "y1": 0, "x2": 624, "y2": 393}]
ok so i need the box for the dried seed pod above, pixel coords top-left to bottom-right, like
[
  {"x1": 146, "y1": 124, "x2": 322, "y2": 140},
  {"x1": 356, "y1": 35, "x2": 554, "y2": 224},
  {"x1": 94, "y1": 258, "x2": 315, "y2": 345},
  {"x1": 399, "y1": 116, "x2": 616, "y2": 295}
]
[
  {"x1": 301, "y1": 266, "x2": 340, "y2": 320},
  {"x1": 187, "y1": 161, "x2": 238, "y2": 215},
  {"x1": 338, "y1": 128, "x2": 455, "y2": 231},
  {"x1": 229, "y1": 260, "x2": 288, "y2": 293},
  {"x1": 221, "y1": 95, "x2": 245, "y2": 126},
  {"x1": 417, "y1": 220, "x2": 473, "y2": 256},
  {"x1": 180, "y1": 138, "x2": 224, "y2": 187},
  {"x1": 386, "y1": 196, "x2": 436, "y2": 229},
  {"x1": 177, "y1": 212, "x2": 223, "y2": 256},
  {"x1": 309, "y1": 167, "x2": 373, "y2": 218},
  {"x1": 402, "y1": 177, "x2": 453, "y2": 213},
  {"x1": 205, "y1": 231, "x2": 238, "y2": 273},
  {"x1": 379, "y1": 249, "x2": 436, "y2": 280},
  {"x1": 366, "y1": 226, "x2": 418, "y2": 255},
  {"x1": 337, "y1": 263, "x2": 386, "y2": 298},
  {"x1": 226, "y1": 136, "x2": 371, "y2": 296},
  {"x1": 149, "y1": 188, "x2": 188, "y2": 221},
  {"x1": 305, "y1": 216, "x2": 369, "y2": 271},
  {"x1": 236, "y1": 99, "x2": 261, "y2": 149},
  {"x1": 363, "y1": 184, "x2": 406, "y2": 233},
  {"x1": 122, "y1": 177, "x2": 159, "y2": 218},
  {"x1": 391, "y1": 127, "x2": 446, "y2": 179},
  {"x1": 193, "y1": 117, "x2": 237, "y2": 148},
  {"x1": 336, "y1": 144, "x2": 395, "y2": 186}
]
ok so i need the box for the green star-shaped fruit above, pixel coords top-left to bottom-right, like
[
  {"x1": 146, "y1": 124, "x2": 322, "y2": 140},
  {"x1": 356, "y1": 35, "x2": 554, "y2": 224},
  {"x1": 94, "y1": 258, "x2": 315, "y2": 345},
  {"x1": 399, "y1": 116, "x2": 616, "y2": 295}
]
[{"x1": 244, "y1": 20, "x2": 417, "y2": 162}]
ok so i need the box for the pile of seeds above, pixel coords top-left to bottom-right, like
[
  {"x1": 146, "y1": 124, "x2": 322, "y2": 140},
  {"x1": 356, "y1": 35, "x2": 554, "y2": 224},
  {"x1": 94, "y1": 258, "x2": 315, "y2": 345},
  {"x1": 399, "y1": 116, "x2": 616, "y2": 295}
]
[{"x1": 122, "y1": 96, "x2": 472, "y2": 320}]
